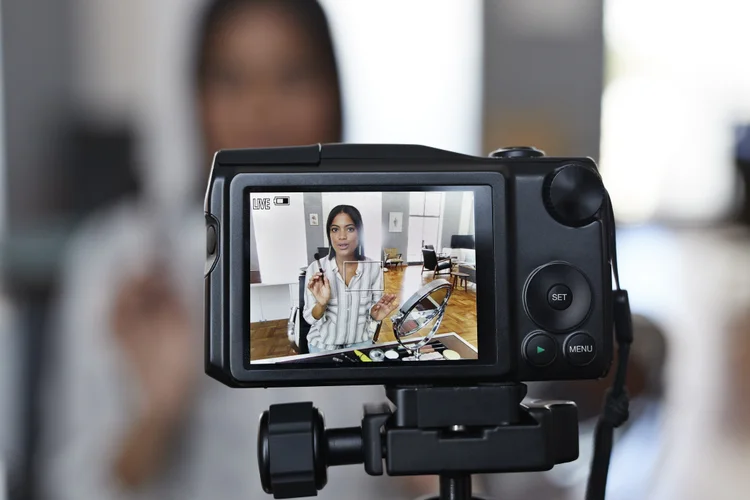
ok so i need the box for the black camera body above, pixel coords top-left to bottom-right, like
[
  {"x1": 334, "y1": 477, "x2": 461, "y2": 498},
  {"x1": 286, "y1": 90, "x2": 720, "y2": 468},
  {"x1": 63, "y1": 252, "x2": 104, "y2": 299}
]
[{"x1": 205, "y1": 144, "x2": 612, "y2": 388}]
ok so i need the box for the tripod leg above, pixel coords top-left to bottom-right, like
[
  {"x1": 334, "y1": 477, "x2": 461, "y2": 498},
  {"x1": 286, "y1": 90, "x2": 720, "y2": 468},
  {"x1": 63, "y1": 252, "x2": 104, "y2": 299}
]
[{"x1": 439, "y1": 473, "x2": 472, "y2": 500}]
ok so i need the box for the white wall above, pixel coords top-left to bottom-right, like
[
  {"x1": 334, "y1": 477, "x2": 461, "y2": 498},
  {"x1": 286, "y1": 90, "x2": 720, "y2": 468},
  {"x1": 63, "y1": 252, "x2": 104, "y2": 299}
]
[
  {"x1": 250, "y1": 192, "x2": 307, "y2": 322},
  {"x1": 458, "y1": 192, "x2": 475, "y2": 235},
  {"x1": 321, "y1": 192, "x2": 383, "y2": 262},
  {"x1": 250, "y1": 193, "x2": 308, "y2": 285},
  {"x1": 249, "y1": 283, "x2": 297, "y2": 323}
]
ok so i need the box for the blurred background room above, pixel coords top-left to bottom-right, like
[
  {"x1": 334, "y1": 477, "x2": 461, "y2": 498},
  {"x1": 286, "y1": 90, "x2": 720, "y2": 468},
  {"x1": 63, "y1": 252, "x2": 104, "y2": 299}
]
[{"x1": 1, "y1": 0, "x2": 750, "y2": 499}]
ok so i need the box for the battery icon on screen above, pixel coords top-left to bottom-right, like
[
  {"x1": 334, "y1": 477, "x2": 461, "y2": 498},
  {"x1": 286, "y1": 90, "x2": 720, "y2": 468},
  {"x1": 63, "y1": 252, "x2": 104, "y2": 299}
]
[{"x1": 274, "y1": 196, "x2": 290, "y2": 206}]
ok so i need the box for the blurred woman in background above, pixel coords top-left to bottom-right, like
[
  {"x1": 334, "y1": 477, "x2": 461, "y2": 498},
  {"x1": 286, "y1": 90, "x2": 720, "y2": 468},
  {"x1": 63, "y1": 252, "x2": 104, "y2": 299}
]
[{"x1": 40, "y1": 1, "x2": 414, "y2": 499}]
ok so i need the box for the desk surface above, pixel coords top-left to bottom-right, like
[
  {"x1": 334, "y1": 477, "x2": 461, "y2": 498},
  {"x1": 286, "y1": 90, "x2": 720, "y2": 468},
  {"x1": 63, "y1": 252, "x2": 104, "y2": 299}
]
[{"x1": 252, "y1": 332, "x2": 478, "y2": 364}]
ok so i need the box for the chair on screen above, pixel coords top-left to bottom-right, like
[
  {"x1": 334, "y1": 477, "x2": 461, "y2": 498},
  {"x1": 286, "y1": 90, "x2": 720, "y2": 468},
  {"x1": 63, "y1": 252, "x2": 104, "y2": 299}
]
[
  {"x1": 287, "y1": 269, "x2": 311, "y2": 354},
  {"x1": 425, "y1": 244, "x2": 450, "y2": 260},
  {"x1": 290, "y1": 250, "x2": 330, "y2": 354},
  {"x1": 421, "y1": 248, "x2": 452, "y2": 279},
  {"x1": 450, "y1": 234, "x2": 475, "y2": 250},
  {"x1": 383, "y1": 248, "x2": 404, "y2": 268}
]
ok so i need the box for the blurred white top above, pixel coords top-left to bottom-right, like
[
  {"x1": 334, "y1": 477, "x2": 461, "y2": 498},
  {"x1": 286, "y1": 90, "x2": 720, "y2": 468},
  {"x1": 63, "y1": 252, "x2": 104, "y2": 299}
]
[{"x1": 38, "y1": 199, "x2": 412, "y2": 500}]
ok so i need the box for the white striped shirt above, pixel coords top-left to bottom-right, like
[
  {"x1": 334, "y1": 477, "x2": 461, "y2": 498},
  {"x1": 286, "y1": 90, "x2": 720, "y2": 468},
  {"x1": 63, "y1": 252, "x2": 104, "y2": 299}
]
[{"x1": 303, "y1": 256, "x2": 383, "y2": 350}]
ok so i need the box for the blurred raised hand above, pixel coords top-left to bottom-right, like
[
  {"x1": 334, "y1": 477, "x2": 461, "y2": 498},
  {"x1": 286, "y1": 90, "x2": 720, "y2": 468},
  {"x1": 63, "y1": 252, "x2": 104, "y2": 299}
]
[{"x1": 110, "y1": 267, "x2": 197, "y2": 487}]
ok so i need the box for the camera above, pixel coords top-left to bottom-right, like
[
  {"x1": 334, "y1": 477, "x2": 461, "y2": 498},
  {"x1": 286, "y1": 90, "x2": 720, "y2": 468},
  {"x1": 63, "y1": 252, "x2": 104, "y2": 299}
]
[
  {"x1": 204, "y1": 144, "x2": 632, "y2": 500},
  {"x1": 204, "y1": 144, "x2": 613, "y2": 389}
]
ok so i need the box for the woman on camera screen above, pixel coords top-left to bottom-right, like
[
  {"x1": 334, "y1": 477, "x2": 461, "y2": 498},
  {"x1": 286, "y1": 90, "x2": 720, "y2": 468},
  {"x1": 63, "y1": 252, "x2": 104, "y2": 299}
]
[{"x1": 304, "y1": 205, "x2": 399, "y2": 352}]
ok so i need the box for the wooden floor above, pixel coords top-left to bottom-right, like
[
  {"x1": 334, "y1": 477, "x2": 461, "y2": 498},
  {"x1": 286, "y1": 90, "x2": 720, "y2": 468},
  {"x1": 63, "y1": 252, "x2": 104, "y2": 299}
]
[
  {"x1": 250, "y1": 318, "x2": 294, "y2": 360},
  {"x1": 250, "y1": 265, "x2": 478, "y2": 361}
]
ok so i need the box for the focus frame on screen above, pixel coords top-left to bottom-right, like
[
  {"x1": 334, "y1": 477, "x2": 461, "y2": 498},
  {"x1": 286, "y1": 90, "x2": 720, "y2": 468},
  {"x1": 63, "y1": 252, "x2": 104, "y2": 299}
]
[{"x1": 225, "y1": 171, "x2": 510, "y2": 386}]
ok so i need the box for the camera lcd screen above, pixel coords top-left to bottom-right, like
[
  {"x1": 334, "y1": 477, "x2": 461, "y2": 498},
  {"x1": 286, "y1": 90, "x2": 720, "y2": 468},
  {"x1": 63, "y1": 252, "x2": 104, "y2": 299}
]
[{"x1": 248, "y1": 190, "x2": 479, "y2": 365}]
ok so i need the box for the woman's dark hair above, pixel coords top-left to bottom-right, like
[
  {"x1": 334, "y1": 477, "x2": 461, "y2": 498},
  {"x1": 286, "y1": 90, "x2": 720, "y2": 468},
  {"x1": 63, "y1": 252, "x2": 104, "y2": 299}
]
[
  {"x1": 326, "y1": 205, "x2": 364, "y2": 261},
  {"x1": 192, "y1": 0, "x2": 343, "y2": 137}
]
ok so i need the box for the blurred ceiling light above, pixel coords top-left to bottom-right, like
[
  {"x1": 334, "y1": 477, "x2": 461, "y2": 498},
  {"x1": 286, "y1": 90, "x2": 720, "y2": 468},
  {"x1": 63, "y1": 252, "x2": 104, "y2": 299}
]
[
  {"x1": 599, "y1": 77, "x2": 672, "y2": 223},
  {"x1": 602, "y1": 0, "x2": 746, "y2": 224},
  {"x1": 318, "y1": 0, "x2": 483, "y2": 155}
]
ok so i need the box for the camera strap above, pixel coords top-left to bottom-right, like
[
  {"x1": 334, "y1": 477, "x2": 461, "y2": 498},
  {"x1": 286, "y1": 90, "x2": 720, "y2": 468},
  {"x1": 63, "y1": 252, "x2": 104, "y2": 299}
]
[{"x1": 585, "y1": 193, "x2": 633, "y2": 500}]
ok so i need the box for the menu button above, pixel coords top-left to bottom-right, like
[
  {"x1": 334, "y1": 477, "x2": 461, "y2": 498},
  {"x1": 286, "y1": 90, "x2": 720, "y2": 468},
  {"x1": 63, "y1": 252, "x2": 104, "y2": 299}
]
[{"x1": 563, "y1": 332, "x2": 596, "y2": 366}]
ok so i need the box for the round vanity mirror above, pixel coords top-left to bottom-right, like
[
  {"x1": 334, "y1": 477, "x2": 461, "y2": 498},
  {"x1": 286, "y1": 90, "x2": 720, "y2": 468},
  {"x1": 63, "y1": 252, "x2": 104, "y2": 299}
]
[{"x1": 390, "y1": 279, "x2": 453, "y2": 356}]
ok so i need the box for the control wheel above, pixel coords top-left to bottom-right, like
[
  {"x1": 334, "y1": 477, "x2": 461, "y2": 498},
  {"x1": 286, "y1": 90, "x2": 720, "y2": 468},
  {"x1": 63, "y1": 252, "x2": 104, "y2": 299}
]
[
  {"x1": 489, "y1": 146, "x2": 545, "y2": 158},
  {"x1": 523, "y1": 262, "x2": 593, "y2": 333},
  {"x1": 543, "y1": 163, "x2": 605, "y2": 226}
]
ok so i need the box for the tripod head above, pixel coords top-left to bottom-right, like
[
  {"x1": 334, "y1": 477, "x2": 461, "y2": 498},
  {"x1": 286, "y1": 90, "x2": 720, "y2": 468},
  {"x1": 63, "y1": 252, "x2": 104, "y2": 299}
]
[{"x1": 258, "y1": 383, "x2": 579, "y2": 500}]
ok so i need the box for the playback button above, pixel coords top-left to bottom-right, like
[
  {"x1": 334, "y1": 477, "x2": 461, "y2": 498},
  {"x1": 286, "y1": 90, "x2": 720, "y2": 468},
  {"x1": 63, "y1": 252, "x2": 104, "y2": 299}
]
[{"x1": 523, "y1": 332, "x2": 557, "y2": 367}]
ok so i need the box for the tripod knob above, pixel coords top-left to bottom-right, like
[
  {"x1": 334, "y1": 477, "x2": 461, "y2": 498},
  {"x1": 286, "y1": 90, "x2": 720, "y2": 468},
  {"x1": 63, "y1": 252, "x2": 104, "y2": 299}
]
[{"x1": 258, "y1": 402, "x2": 327, "y2": 499}]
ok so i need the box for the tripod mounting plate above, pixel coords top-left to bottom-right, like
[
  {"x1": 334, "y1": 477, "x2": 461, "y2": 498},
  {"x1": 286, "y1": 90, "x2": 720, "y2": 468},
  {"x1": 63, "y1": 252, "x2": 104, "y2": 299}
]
[
  {"x1": 381, "y1": 399, "x2": 579, "y2": 475},
  {"x1": 385, "y1": 384, "x2": 527, "y2": 428}
]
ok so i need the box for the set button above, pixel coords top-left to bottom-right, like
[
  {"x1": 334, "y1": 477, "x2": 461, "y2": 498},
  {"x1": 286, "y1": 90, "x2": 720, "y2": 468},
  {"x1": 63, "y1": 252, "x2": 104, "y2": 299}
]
[{"x1": 547, "y1": 284, "x2": 572, "y2": 310}]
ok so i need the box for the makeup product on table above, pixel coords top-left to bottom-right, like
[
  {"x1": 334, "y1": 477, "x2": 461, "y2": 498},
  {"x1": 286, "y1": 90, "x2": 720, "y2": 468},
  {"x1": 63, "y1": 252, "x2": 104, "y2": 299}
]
[
  {"x1": 384, "y1": 349, "x2": 399, "y2": 360},
  {"x1": 368, "y1": 349, "x2": 385, "y2": 362},
  {"x1": 331, "y1": 355, "x2": 357, "y2": 363},
  {"x1": 340, "y1": 351, "x2": 359, "y2": 363},
  {"x1": 418, "y1": 352, "x2": 444, "y2": 361},
  {"x1": 354, "y1": 350, "x2": 372, "y2": 362},
  {"x1": 442, "y1": 349, "x2": 461, "y2": 360}
]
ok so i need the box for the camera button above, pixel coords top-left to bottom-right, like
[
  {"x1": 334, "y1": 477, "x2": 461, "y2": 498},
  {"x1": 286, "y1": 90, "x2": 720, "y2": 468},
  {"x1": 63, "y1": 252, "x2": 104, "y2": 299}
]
[
  {"x1": 207, "y1": 225, "x2": 217, "y2": 255},
  {"x1": 523, "y1": 262, "x2": 592, "y2": 333},
  {"x1": 547, "y1": 284, "x2": 573, "y2": 310},
  {"x1": 523, "y1": 332, "x2": 557, "y2": 367},
  {"x1": 489, "y1": 146, "x2": 545, "y2": 158},
  {"x1": 563, "y1": 332, "x2": 596, "y2": 366}
]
